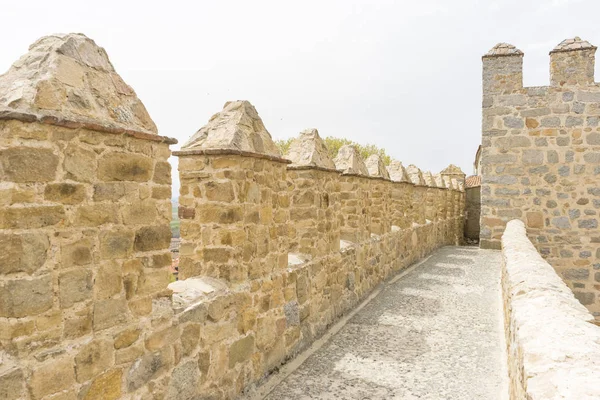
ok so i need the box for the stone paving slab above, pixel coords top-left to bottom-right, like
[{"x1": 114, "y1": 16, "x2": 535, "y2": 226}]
[{"x1": 261, "y1": 246, "x2": 508, "y2": 400}]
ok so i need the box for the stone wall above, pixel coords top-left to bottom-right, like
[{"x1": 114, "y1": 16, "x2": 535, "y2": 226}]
[
  {"x1": 480, "y1": 37, "x2": 600, "y2": 316},
  {"x1": 0, "y1": 34, "x2": 465, "y2": 400},
  {"x1": 169, "y1": 103, "x2": 465, "y2": 398},
  {"x1": 501, "y1": 220, "x2": 600, "y2": 400},
  {"x1": 0, "y1": 34, "x2": 176, "y2": 400}
]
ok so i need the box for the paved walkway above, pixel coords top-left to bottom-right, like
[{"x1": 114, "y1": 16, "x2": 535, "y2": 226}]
[{"x1": 259, "y1": 246, "x2": 508, "y2": 400}]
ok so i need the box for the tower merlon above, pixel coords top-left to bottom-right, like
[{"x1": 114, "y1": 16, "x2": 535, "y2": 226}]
[
  {"x1": 550, "y1": 37, "x2": 596, "y2": 87},
  {"x1": 482, "y1": 43, "x2": 524, "y2": 94}
]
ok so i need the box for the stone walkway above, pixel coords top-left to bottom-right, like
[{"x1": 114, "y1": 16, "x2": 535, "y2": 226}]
[{"x1": 258, "y1": 246, "x2": 508, "y2": 400}]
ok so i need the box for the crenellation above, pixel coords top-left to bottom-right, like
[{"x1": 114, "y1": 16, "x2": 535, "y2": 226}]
[
  {"x1": 482, "y1": 43, "x2": 524, "y2": 94},
  {"x1": 406, "y1": 164, "x2": 425, "y2": 186},
  {"x1": 0, "y1": 32, "x2": 467, "y2": 400},
  {"x1": 365, "y1": 154, "x2": 390, "y2": 179},
  {"x1": 481, "y1": 37, "x2": 600, "y2": 316},
  {"x1": 550, "y1": 37, "x2": 596, "y2": 87},
  {"x1": 333, "y1": 144, "x2": 368, "y2": 175}
]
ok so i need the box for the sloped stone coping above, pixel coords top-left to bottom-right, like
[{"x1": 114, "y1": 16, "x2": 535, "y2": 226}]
[
  {"x1": 286, "y1": 165, "x2": 339, "y2": 173},
  {"x1": 550, "y1": 37, "x2": 597, "y2": 54},
  {"x1": 501, "y1": 220, "x2": 600, "y2": 400},
  {"x1": 288, "y1": 253, "x2": 311, "y2": 268},
  {"x1": 293, "y1": 166, "x2": 460, "y2": 190},
  {"x1": 0, "y1": 108, "x2": 178, "y2": 144},
  {"x1": 173, "y1": 148, "x2": 291, "y2": 164},
  {"x1": 168, "y1": 276, "x2": 228, "y2": 311}
]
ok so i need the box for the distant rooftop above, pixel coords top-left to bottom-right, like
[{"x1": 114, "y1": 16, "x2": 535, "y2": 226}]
[{"x1": 465, "y1": 175, "x2": 481, "y2": 188}]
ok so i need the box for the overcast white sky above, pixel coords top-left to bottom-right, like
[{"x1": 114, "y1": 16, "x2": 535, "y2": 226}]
[{"x1": 2, "y1": 0, "x2": 600, "y2": 193}]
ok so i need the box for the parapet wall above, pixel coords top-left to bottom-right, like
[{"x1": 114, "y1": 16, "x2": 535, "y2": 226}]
[
  {"x1": 170, "y1": 106, "x2": 465, "y2": 398},
  {"x1": 481, "y1": 37, "x2": 600, "y2": 316},
  {"x1": 501, "y1": 220, "x2": 600, "y2": 400},
  {"x1": 0, "y1": 35, "x2": 465, "y2": 400}
]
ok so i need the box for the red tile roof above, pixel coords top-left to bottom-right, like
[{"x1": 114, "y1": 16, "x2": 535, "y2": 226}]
[{"x1": 465, "y1": 175, "x2": 481, "y2": 188}]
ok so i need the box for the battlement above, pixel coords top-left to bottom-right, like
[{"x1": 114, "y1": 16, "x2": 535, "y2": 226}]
[
  {"x1": 483, "y1": 36, "x2": 597, "y2": 92},
  {"x1": 480, "y1": 35, "x2": 600, "y2": 318},
  {"x1": 0, "y1": 33, "x2": 466, "y2": 400}
]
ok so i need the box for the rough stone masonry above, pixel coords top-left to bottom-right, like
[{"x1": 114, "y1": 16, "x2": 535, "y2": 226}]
[
  {"x1": 0, "y1": 33, "x2": 465, "y2": 399},
  {"x1": 480, "y1": 37, "x2": 600, "y2": 318}
]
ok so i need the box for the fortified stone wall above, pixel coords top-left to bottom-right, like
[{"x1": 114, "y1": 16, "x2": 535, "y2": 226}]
[
  {"x1": 481, "y1": 37, "x2": 600, "y2": 316},
  {"x1": 501, "y1": 220, "x2": 600, "y2": 400},
  {"x1": 0, "y1": 34, "x2": 465, "y2": 400},
  {"x1": 172, "y1": 103, "x2": 465, "y2": 399},
  {"x1": 0, "y1": 34, "x2": 176, "y2": 400}
]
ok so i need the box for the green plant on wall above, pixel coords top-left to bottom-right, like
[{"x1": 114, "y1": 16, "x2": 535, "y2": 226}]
[{"x1": 275, "y1": 136, "x2": 391, "y2": 165}]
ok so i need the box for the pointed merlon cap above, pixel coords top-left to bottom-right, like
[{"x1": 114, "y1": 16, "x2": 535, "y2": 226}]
[
  {"x1": 452, "y1": 178, "x2": 465, "y2": 192},
  {"x1": 406, "y1": 164, "x2": 425, "y2": 186},
  {"x1": 334, "y1": 145, "x2": 368, "y2": 175},
  {"x1": 182, "y1": 100, "x2": 281, "y2": 157},
  {"x1": 386, "y1": 160, "x2": 410, "y2": 183},
  {"x1": 551, "y1": 37, "x2": 596, "y2": 53},
  {"x1": 433, "y1": 173, "x2": 444, "y2": 188},
  {"x1": 423, "y1": 171, "x2": 438, "y2": 187},
  {"x1": 443, "y1": 175, "x2": 454, "y2": 190},
  {"x1": 440, "y1": 164, "x2": 466, "y2": 178},
  {"x1": 0, "y1": 33, "x2": 158, "y2": 134},
  {"x1": 284, "y1": 128, "x2": 335, "y2": 168},
  {"x1": 365, "y1": 154, "x2": 390, "y2": 179},
  {"x1": 483, "y1": 43, "x2": 523, "y2": 58}
]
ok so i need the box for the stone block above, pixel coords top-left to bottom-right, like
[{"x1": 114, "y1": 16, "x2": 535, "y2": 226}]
[
  {"x1": 229, "y1": 334, "x2": 255, "y2": 367},
  {"x1": 522, "y1": 150, "x2": 544, "y2": 165},
  {"x1": 64, "y1": 144, "x2": 97, "y2": 183},
  {"x1": 152, "y1": 185, "x2": 171, "y2": 199},
  {"x1": 93, "y1": 182, "x2": 136, "y2": 201},
  {"x1": 204, "y1": 181, "x2": 235, "y2": 202},
  {"x1": 0, "y1": 146, "x2": 58, "y2": 182},
  {"x1": 165, "y1": 360, "x2": 198, "y2": 400},
  {"x1": 145, "y1": 325, "x2": 179, "y2": 351},
  {"x1": 44, "y1": 183, "x2": 86, "y2": 204},
  {"x1": 95, "y1": 261, "x2": 122, "y2": 300},
  {"x1": 284, "y1": 300, "x2": 300, "y2": 326},
  {"x1": 75, "y1": 338, "x2": 114, "y2": 382},
  {"x1": 64, "y1": 307, "x2": 93, "y2": 339},
  {"x1": 202, "y1": 247, "x2": 233, "y2": 263},
  {"x1": 0, "y1": 275, "x2": 53, "y2": 317},
  {"x1": 135, "y1": 269, "x2": 169, "y2": 296},
  {"x1": 93, "y1": 298, "x2": 128, "y2": 331},
  {"x1": 59, "y1": 269, "x2": 93, "y2": 308},
  {"x1": 99, "y1": 229, "x2": 134, "y2": 259},
  {"x1": 562, "y1": 269, "x2": 590, "y2": 281},
  {"x1": 61, "y1": 238, "x2": 93, "y2": 267},
  {"x1": 29, "y1": 356, "x2": 75, "y2": 400},
  {"x1": 126, "y1": 350, "x2": 169, "y2": 392},
  {"x1": 574, "y1": 291, "x2": 595, "y2": 305},
  {"x1": 181, "y1": 324, "x2": 201, "y2": 356},
  {"x1": 0, "y1": 367, "x2": 25, "y2": 400},
  {"x1": 114, "y1": 327, "x2": 141, "y2": 349},
  {"x1": 0, "y1": 232, "x2": 49, "y2": 274},
  {"x1": 134, "y1": 225, "x2": 171, "y2": 251},
  {"x1": 115, "y1": 343, "x2": 144, "y2": 365},
  {"x1": 583, "y1": 152, "x2": 600, "y2": 163},
  {"x1": 98, "y1": 153, "x2": 153, "y2": 182},
  {"x1": 74, "y1": 204, "x2": 119, "y2": 227},
  {"x1": 122, "y1": 202, "x2": 158, "y2": 225},
  {"x1": 578, "y1": 219, "x2": 598, "y2": 229},
  {"x1": 153, "y1": 161, "x2": 171, "y2": 184},
  {"x1": 198, "y1": 204, "x2": 243, "y2": 224},
  {"x1": 80, "y1": 368, "x2": 122, "y2": 400},
  {"x1": 1, "y1": 205, "x2": 65, "y2": 229}
]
